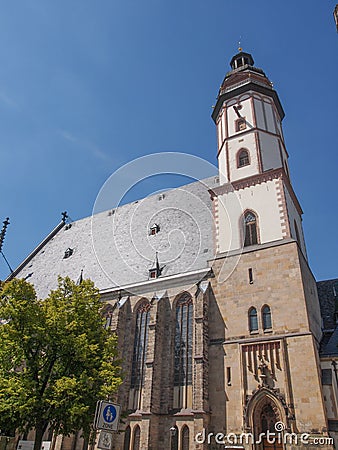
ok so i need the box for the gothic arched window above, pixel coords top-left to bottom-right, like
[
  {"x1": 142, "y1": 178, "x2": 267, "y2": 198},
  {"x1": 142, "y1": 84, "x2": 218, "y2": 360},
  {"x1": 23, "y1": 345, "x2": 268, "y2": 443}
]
[
  {"x1": 102, "y1": 304, "x2": 115, "y2": 330},
  {"x1": 123, "y1": 426, "x2": 131, "y2": 450},
  {"x1": 249, "y1": 307, "x2": 258, "y2": 332},
  {"x1": 244, "y1": 211, "x2": 258, "y2": 247},
  {"x1": 170, "y1": 426, "x2": 178, "y2": 450},
  {"x1": 238, "y1": 149, "x2": 250, "y2": 167},
  {"x1": 174, "y1": 294, "x2": 193, "y2": 409},
  {"x1": 132, "y1": 425, "x2": 140, "y2": 450},
  {"x1": 262, "y1": 305, "x2": 272, "y2": 330},
  {"x1": 182, "y1": 426, "x2": 190, "y2": 450},
  {"x1": 130, "y1": 301, "x2": 150, "y2": 410}
]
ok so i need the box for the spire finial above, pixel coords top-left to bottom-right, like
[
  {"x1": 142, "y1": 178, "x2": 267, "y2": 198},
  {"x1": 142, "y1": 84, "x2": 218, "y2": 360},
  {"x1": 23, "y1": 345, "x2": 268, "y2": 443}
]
[
  {"x1": 238, "y1": 37, "x2": 242, "y2": 52},
  {"x1": 0, "y1": 217, "x2": 10, "y2": 253}
]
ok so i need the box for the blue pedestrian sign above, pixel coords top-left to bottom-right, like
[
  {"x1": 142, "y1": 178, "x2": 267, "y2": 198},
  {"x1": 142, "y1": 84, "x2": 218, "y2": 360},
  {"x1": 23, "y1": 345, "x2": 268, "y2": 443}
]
[
  {"x1": 103, "y1": 405, "x2": 116, "y2": 423},
  {"x1": 94, "y1": 401, "x2": 121, "y2": 431}
]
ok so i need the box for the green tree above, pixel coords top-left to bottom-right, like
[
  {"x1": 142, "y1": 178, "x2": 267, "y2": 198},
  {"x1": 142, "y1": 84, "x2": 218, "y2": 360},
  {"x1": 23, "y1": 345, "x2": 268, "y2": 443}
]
[{"x1": 0, "y1": 277, "x2": 121, "y2": 450}]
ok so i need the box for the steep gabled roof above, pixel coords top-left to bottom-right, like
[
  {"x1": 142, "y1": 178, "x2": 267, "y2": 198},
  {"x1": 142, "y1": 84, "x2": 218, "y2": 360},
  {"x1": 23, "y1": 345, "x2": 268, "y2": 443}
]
[{"x1": 10, "y1": 177, "x2": 218, "y2": 298}]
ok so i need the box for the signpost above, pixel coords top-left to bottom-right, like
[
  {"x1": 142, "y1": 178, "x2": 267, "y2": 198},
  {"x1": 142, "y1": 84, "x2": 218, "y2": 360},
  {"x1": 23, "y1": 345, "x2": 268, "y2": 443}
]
[
  {"x1": 94, "y1": 401, "x2": 121, "y2": 450},
  {"x1": 94, "y1": 401, "x2": 121, "y2": 432},
  {"x1": 97, "y1": 432, "x2": 113, "y2": 450}
]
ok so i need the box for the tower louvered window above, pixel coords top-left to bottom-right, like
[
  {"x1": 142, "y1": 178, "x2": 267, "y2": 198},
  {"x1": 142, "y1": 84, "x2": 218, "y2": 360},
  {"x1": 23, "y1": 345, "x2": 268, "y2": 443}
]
[
  {"x1": 174, "y1": 294, "x2": 193, "y2": 408},
  {"x1": 130, "y1": 302, "x2": 150, "y2": 410}
]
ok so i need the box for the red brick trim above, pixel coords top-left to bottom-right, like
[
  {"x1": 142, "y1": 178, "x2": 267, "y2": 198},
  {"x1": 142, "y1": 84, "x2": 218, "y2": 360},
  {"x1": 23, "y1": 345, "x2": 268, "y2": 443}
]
[
  {"x1": 213, "y1": 196, "x2": 220, "y2": 253},
  {"x1": 251, "y1": 96, "x2": 257, "y2": 128},
  {"x1": 226, "y1": 141, "x2": 230, "y2": 181},
  {"x1": 221, "y1": 124, "x2": 287, "y2": 143},
  {"x1": 254, "y1": 131, "x2": 263, "y2": 173},
  {"x1": 224, "y1": 105, "x2": 229, "y2": 138},
  {"x1": 275, "y1": 178, "x2": 291, "y2": 239}
]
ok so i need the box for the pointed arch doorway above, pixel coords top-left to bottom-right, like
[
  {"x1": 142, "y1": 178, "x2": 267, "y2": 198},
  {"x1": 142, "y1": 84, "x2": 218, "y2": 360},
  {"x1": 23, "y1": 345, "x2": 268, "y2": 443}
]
[
  {"x1": 257, "y1": 403, "x2": 283, "y2": 450},
  {"x1": 247, "y1": 391, "x2": 285, "y2": 450}
]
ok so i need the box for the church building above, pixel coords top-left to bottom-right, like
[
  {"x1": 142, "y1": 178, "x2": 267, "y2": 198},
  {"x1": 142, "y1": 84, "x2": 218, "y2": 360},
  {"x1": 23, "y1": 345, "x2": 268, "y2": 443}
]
[{"x1": 8, "y1": 50, "x2": 338, "y2": 450}]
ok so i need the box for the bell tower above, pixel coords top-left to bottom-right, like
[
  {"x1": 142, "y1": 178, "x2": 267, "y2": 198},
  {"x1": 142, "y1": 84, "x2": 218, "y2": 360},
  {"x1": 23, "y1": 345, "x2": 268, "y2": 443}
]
[
  {"x1": 208, "y1": 51, "x2": 332, "y2": 449},
  {"x1": 211, "y1": 50, "x2": 306, "y2": 257}
]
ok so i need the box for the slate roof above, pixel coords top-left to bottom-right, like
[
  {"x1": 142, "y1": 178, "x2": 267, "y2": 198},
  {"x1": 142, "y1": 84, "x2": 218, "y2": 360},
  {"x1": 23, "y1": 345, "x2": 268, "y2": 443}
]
[
  {"x1": 321, "y1": 328, "x2": 338, "y2": 357},
  {"x1": 10, "y1": 177, "x2": 218, "y2": 299},
  {"x1": 317, "y1": 278, "x2": 338, "y2": 331},
  {"x1": 317, "y1": 278, "x2": 338, "y2": 356}
]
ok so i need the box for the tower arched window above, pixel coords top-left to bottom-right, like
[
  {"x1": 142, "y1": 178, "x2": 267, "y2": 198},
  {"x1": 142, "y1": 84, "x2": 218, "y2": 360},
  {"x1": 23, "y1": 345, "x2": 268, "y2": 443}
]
[
  {"x1": 243, "y1": 211, "x2": 258, "y2": 247},
  {"x1": 174, "y1": 293, "x2": 193, "y2": 409},
  {"x1": 249, "y1": 307, "x2": 258, "y2": 332},
  {"x1": 262, "y1": 305, "x2": 272, "y2": 330},
  {"x1": 238, "y1": 149, "x2": 250, "y2": 167},
  {"x1": 130, "y1": 302, "x2": 150, "y2": 410}
]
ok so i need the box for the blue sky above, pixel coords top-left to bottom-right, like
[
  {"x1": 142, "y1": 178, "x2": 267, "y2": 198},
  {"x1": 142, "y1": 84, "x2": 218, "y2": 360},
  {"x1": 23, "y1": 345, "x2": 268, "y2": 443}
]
[{"x1": 0, "y1": 0, "x2": 337, "y2": 281}]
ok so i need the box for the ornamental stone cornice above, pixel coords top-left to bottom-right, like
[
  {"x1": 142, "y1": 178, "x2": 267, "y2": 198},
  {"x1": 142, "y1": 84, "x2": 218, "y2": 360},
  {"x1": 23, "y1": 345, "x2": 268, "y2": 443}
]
[{"x1": 208, "y1": 168, "x2": 303, "y2": 216}]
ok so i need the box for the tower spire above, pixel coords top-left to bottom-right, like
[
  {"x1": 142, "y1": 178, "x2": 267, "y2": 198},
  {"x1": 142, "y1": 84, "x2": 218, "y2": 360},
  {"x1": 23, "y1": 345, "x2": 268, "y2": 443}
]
[{"x1": 238, "y1": 37, "x2": 242, "y2": 52}]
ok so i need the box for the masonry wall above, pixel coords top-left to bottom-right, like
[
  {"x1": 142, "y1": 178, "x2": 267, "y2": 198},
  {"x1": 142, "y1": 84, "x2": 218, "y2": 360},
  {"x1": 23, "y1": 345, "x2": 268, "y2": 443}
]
[{"x1": 209, "y1": 240, "x2": 330, "y2": 442}]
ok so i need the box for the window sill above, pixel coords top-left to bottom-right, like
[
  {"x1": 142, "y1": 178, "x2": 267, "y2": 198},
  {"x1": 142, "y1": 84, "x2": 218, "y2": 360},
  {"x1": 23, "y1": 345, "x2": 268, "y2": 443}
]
[
  {"x1": 250, "y1": 330, "x2": 259, "y2": 335},
  {"x1": 263, "y1": 328, "x2": 273, "y2": 334}
]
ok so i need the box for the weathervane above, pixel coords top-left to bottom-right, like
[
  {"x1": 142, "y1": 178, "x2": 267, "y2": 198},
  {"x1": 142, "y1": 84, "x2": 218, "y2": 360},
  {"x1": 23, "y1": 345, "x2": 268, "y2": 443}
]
[{"x1": 238, "y1": 36, "x2": 243, "y2": 52}]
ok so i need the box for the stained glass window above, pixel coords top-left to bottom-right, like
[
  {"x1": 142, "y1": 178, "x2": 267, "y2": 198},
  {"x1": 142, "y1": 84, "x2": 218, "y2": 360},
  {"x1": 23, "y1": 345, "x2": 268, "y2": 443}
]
[
  {"x1": 131, "y1": 302, "x2": 150, "y2": 390},
  {"x1": 174, "y1": 294, "x2": 193, "y2": 390}
]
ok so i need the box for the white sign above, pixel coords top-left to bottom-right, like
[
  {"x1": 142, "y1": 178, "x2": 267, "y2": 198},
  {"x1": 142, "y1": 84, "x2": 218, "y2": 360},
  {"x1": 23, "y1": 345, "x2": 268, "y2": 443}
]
[
  {"x1": 94, "y1": 401, "x2": 121, "y2": 431},
  {"x1": 41, "y1": 443, "x2": 51, "y2": 450},
  {"x1": 97, "y1": 431, "x2": 113, "y2": 450},
  {"x1": 17, "y1": 442, "x2": 51, "y2": 450},
  {"x1": 17, "y1": 441, "x2": 34, "y2": 450}
]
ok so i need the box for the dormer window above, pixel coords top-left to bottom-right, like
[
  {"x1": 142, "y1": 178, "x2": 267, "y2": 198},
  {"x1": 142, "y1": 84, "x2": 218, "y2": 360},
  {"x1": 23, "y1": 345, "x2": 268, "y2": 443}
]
[
  {"x1": 149, "y1": 224, "x2": 160, "y2": 235},
  {"x1": 63, "y1": 248, "x2": 73, "y2": 259},
  {"x1": 236, "y1": 118, "x2": 246, "y2": 132},
  {"x1": 149, "y1": 268, "x2": 158, "y2": 279}
]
